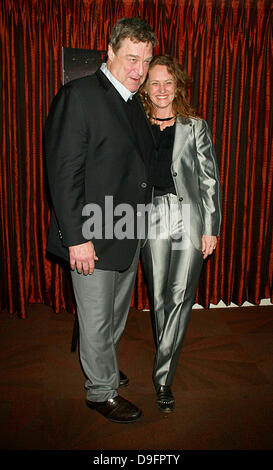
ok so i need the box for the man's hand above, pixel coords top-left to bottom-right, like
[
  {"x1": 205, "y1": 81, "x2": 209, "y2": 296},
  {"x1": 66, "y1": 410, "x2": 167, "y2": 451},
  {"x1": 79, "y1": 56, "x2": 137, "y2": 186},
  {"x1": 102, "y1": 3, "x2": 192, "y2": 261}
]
[
  {"x1": 201, "y1": 235, "x2": 217, "y2": 259},
  {"x1": 69, "y1": 241, "x2": 98, "y2": 275}
]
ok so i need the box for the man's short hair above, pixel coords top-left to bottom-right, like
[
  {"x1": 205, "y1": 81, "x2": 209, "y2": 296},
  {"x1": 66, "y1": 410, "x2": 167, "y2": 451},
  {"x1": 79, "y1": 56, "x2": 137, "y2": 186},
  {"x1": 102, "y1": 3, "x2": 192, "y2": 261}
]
[{"x1": 109, "y1": 17, "x2": 157, "y2": 53}]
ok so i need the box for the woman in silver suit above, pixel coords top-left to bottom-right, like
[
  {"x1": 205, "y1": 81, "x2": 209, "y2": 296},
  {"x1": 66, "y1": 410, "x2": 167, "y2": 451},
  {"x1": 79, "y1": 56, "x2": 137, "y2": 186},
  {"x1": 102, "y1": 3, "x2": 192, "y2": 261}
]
[{"x1": 139, "y1": 55, "x2": 221, "y2": 413}]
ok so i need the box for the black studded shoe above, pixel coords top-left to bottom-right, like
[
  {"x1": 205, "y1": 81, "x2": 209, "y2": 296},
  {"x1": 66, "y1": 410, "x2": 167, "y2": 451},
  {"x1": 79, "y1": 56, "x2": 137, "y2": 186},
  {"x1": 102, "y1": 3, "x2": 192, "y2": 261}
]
[
  {"x1": 119, "y1": 370, "x2": 129, "y2": 388},
  {"x1": 156, "y1": 385, "x2": 175, "y2": 413}
]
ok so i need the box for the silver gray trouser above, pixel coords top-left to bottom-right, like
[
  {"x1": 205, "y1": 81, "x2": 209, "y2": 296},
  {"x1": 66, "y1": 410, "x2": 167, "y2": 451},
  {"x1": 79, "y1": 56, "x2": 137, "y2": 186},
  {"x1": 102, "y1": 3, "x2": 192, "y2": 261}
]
[
  {"x1": 71, "y1": 242, "x2": 140, "y2": 402},
  {"x1": 141, "y1": 193, "x2": 203, "y2": 387}
]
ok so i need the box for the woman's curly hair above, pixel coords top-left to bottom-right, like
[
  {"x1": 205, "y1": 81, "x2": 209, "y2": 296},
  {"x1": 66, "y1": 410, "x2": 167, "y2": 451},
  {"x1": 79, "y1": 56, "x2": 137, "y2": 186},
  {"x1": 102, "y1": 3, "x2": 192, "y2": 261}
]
[{"x1": 139, "y1": 54, "x2": 197, "y2": 122}]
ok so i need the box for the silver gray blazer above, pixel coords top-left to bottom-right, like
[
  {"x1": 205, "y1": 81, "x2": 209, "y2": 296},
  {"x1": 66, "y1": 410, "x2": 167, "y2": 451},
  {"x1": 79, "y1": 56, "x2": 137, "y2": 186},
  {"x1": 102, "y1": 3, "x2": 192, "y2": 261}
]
[{"x1": 171, "y1": 116, "x2": 221, "y2": 250}]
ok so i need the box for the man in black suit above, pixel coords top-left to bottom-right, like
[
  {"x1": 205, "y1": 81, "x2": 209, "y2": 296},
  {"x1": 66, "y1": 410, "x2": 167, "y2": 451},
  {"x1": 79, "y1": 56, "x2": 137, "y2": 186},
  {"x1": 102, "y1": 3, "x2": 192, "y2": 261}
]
[{"x1": 45, "y1": 18, "x2": 157, "y2": 423}]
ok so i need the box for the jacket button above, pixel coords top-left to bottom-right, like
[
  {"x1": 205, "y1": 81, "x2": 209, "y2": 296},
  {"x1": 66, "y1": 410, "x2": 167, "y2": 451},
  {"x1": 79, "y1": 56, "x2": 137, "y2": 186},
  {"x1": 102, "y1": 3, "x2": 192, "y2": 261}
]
[
  {"x1": 179, "y1": 197, "x2": 183, "y2": 201},
  {"x1": 173, "y1": 172, "x2": 177, "y2": 177},
  {"x1": 141, "y1": 182, "x2": 147, "y2": 188}
]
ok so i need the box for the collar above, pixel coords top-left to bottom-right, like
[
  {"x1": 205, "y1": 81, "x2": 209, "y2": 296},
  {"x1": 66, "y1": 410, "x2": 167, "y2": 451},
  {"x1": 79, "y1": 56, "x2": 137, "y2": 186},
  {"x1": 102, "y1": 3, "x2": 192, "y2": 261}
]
[{"x1": 100, "y1": 63, "x2": 136, "y2": 102}]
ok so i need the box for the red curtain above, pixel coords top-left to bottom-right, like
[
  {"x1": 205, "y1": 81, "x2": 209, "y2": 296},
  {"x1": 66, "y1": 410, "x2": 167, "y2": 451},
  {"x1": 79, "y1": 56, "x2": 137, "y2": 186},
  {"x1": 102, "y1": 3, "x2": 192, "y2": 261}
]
[{"x1": 1, "y1": 0, "x2": 272, "y2": 318}]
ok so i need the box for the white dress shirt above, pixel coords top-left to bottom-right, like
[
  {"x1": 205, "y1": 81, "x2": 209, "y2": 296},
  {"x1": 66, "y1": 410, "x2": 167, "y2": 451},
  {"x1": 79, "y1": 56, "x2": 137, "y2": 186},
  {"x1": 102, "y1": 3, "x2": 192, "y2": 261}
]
[{"x1": 100, "y1": 62, "x2": 136, "y2": 102}]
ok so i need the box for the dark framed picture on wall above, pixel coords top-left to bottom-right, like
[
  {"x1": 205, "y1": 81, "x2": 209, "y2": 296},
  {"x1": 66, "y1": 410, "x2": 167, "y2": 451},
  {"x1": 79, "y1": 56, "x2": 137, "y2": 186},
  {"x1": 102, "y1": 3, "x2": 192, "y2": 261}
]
[{"x1": 62, "y1": 47, "x2": 106, "y2": 84}]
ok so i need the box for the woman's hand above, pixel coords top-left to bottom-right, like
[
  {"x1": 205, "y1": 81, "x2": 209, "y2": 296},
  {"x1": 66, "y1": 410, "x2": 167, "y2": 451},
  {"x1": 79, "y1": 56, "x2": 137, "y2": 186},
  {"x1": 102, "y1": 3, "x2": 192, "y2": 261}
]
[{"x1": 201, "y1": 235, "x2": 217, "y2": 259}]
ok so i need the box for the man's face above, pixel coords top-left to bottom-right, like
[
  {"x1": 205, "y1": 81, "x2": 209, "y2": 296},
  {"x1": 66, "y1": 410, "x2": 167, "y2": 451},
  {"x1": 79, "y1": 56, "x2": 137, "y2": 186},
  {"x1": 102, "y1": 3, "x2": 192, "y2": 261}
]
[{"x1": 107, "y1": 37, "x2": 153, "y2": 92}]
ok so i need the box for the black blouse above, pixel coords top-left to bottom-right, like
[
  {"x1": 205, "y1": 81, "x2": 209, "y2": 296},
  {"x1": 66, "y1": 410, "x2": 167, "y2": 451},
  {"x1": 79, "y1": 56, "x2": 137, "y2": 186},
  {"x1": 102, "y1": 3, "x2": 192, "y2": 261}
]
[{"x1": 151, "y1": 123, "x2": 176, "y2": 197}]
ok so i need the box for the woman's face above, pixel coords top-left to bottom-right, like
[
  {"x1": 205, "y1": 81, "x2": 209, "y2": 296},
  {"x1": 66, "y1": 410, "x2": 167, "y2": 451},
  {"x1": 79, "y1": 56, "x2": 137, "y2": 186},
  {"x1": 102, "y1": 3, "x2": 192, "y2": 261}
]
[{"x1": 146, "y1": 65, "x2": 176, "y2": 114}]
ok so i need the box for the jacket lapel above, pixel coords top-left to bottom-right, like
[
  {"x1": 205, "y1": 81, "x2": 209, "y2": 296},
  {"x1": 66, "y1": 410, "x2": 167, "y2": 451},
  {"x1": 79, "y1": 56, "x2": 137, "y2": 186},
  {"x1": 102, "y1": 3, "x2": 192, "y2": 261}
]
[
  {"x1": 134, "y1": 94, "x2": 156, "y2": 147},
  {"x1": 172, "y1": 116, "x2": 193, "y2": 163},
  {"x1": 95, "y1": 69, "x2": 138, "y2": 147}
]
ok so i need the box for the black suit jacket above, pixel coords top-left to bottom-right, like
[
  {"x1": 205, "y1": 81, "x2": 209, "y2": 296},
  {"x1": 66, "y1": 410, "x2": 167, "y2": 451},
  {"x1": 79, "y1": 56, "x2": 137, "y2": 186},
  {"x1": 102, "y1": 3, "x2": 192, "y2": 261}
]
[{"x1": 45, "y1": 69, "x2": 155, "y2": 270}]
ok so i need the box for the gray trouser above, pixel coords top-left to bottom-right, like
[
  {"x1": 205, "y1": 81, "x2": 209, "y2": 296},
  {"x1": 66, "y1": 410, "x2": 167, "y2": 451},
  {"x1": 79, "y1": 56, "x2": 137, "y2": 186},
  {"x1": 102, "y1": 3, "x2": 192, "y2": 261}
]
[
  {"x1": 141, "y1": 194, "x2": 203, "y2": 387},
  {"x1": 71, "y1": 242, "x2": 140, "y2": 402}
]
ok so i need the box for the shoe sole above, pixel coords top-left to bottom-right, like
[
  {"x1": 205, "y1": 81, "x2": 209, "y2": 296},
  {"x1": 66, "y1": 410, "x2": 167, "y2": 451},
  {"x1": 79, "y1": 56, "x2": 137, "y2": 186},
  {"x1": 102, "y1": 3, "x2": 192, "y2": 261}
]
[
  {"x1": 156, "y1": 402, "x2": 175, "y2": 413},
  {"x1": 119, "y1": 380, "x2": 129, "y2": 388},
  {"x1": 86, "y1": 401, "x2": 143, "y2": 423},
  {"x1": 106, "y1": 411, "x2": 143, "y2": 424}
]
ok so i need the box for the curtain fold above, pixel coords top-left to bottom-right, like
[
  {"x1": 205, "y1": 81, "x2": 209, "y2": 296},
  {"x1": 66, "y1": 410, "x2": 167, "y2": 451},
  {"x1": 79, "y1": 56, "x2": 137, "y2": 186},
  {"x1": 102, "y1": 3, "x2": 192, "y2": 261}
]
[{"x1": 0, "y1": 0, "x2": 272, "y2": 318}]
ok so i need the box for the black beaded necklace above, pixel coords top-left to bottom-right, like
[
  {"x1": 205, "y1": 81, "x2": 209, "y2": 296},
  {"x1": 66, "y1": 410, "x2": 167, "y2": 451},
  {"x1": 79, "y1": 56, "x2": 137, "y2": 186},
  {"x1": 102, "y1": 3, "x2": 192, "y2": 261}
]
[{"x1": 152, "y1": 116, "x2": 175, "y2": 121}]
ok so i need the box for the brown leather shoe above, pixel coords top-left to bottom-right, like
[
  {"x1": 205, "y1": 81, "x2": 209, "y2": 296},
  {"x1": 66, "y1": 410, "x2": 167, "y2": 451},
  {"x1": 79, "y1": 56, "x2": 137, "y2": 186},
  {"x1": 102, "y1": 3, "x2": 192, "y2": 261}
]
[
  {"x1": 156, "y1": 385, "x2": 175, "y2": 413},
  {"x1": 119, "y1": 370, "x2": 129, "y2": 388},
  {"x1": 86, "y1": 395, "x2": 143, "y2": 423}
]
